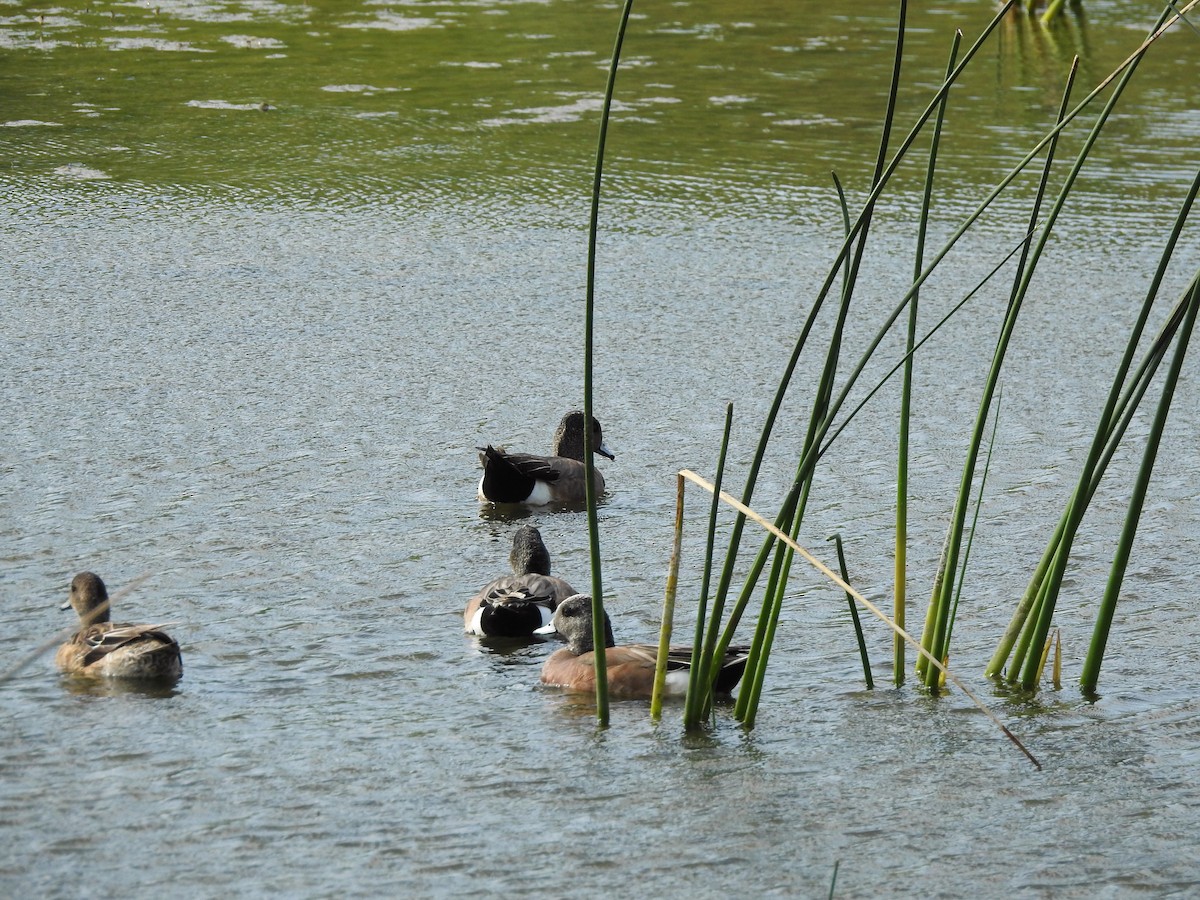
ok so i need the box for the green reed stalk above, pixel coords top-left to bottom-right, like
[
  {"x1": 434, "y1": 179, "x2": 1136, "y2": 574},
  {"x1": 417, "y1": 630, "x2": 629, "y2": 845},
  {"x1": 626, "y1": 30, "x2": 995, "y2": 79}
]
[
  {"x1": 705, "y1": 2, "x2": 1018, "y2": 659},
  {"x1": 1000, "y1": 9, "x2": 1178, "y2": 689},
  {"x1": 895, "y1": 31, "x2": 960, "y2": 686},
  {"x1": 583, "y1": 0, "x2": 636, "y2": 724},
  {"x1": 736, "y1": 474, "x2": 817, "y2": 726},
  {"x1": 948, "y1": 388, "x2": 1002, "y2": 643},
  {"x1": 652, "y1": 473, "x2": 686, "y2": 718},
  {"x1": 1007, "y1": 573, "x2": 1052, "y2": 680},
  {"x1": 730, "y1": 0, "x2": 910, "y2": 727},
  {"x1": 1040, "y1": 0, "x2": 1069, "y2": 25},
  {"x1": 991, "y1": 268, "x2": 1200, "y2": 679},
  {"x1": 1080, "y1": 271, "x2": 1200, "y2": 693},
  {"x1": 988, "y1": 163, "x2": 1200, "y2": 680},
  {"x1": 986, "y1": 521, "x2": 1060, "y2": 677},
  {"x1": 1004, "y1": 300, "x2": 1190, "y2": 679},
  {"x1": 830, "y1": 534, "x2": 873, "y2": 689},
  {"x1": 736, "y1": 555, "x2": 785, "y2": 727},
  {"x1": 732, "y1": 519, "x2": 794, "y2": 722},
  {"x1": 1053, "y1": 629, "x2": 1062, "y2": 689},
  {"x1": 682, "y1": 404, "x2": 734, "y2": 728},
  {"x1": 919, "y1": 54, "x2": 1079, "y2": 689},
  {"x1": 915, "y1": 525, "x2": 952, "y2": 680}
]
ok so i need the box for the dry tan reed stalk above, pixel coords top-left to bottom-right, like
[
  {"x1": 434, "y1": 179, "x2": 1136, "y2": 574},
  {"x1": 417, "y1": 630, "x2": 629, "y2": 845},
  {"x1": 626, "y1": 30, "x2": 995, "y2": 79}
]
[{"x1": 651, "y1": 474, "x2": 686, "y2": 717}]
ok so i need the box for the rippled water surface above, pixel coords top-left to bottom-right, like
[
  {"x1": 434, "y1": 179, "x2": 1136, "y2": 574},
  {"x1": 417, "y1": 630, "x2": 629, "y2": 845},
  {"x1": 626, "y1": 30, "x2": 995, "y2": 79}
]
[{"x1": 4, "y1": 1, "x2": 1200, "y2": 896}]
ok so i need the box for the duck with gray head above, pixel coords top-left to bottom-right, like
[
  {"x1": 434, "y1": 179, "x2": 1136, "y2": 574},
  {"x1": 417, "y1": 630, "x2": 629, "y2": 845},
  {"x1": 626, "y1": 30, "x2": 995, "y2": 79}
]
[
  {"x1": 536, "y1": 594, "x2": 750, "y2": 699},
  {"x1": 55, "y1": 572, "x2": 182, "y2": 682},
  {"x1": 477, "y1": 410, "x2": 614, "y2": 505},
  {"x1": 464, "y1": 526, "x2": 578, "y2": 637}
]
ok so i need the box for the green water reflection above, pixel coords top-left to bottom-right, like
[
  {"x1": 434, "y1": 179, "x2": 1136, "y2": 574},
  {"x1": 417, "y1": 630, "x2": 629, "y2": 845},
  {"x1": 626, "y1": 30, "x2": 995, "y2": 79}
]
[{"x1": 1, "y1": 1, "x2": 1197, "y2": 214}]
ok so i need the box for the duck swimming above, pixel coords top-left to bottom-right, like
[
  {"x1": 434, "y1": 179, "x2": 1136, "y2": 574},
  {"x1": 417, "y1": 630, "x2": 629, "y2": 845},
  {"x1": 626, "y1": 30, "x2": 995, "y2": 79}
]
[
  {"x1": 477, "y1": 410, "x2": 614, "y2": 505},
  {"x1": 55, "y1": 572, "x2": 182, "y2": 682},
  {"x1": 537, "y1": 594, "x2": 750, "y2": 698},
  {"x1": 464, "y1": 526, "x2": 578, "y2": 637}
]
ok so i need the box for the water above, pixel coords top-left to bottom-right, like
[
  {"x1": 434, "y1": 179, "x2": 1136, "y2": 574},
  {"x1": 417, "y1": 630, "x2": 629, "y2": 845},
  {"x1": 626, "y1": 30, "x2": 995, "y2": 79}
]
[{"x1": 4, "y1": 1, "x2": 1200, "y2": 896}]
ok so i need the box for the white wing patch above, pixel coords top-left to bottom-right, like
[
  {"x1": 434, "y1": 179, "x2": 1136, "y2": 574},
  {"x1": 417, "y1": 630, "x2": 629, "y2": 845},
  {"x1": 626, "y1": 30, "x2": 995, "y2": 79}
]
[
  {"x1": 525, "y1": 480, "x2": 553, "y2": 505},
  {"x1": 664, "y1": 670, "x2": 691, "y2": 695}
]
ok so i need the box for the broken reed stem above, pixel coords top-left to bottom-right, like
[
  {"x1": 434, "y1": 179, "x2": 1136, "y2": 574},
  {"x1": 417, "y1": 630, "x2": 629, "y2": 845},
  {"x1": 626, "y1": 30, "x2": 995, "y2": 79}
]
[{"x1": 830, "y1": 534, "x2": 874, "y2": 689}]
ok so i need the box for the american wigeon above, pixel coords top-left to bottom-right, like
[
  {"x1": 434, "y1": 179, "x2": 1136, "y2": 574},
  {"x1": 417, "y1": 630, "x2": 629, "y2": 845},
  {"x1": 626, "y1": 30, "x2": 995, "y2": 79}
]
[
  {"x1": 536, "y1": 594, "x2": 751, "y2": 698},
  {"x1": 464, "y1": 526, "x2": 578, "y2": 637},
  {"x1": 477, "y1": 410, "x2": 614, "y2": 505},
  {"x1": 55, "y1": 572, "x2": 183, "y2": 681}
]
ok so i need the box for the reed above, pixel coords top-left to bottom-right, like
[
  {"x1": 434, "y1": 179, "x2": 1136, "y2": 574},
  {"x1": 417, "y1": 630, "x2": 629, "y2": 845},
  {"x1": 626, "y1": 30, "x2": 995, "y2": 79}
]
[
  {"x1": 582, "y1": 0, "x2": 636, "y2": 725},
  {"x1": 917, "y1": 54, "x2": 1079, "y2": 689},
  {"x1": 579, "y1": 0, "x2": 1198, "y2": 733},
  {"x1": 984, "y1": 163, "x2": 1200, "y2": 687},
  {"x1": 895, "y1": 30, "x2": 961, "y2": 686},
  {"x1": 1039, "y1": 0, "x2": 1069, "y2": 25},
  {"x1": 651, "y1": 472, "x2": 686, "y2": 718},
  {"x1": 829, "y1": 534, "x2": 873, "y2": 689},
  {"x1": 1081, "y1": 271, "x2": 1200, "y2": 692},
  {"x1": 680, "y1": 404, "x2": 734, "y2": 728}
]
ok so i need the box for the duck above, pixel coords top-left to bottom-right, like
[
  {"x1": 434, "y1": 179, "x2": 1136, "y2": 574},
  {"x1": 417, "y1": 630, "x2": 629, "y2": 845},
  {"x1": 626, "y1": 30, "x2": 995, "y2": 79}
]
[
  {"x1": 477, "y1": 410, "x2": 614, "y2": 505},
  {"x1": 55, "y1": 572, "x2": 183, "y2": 681},
  {"x1": 536, "y1": 594, "x2": 751, "y2": 698},
  {"x1": 464, "y1": 526, "x2": 578, "y2": 637}
]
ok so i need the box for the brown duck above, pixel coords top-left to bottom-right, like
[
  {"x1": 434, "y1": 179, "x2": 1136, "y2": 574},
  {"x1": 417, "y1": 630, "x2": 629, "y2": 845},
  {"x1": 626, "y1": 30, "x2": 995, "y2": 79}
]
[
  {"x1": 537, "y1": 594, "x2": 750, "y2": 698},
  {"x1": 55, "y1": 572, "x2": 182, "y2": 681}
]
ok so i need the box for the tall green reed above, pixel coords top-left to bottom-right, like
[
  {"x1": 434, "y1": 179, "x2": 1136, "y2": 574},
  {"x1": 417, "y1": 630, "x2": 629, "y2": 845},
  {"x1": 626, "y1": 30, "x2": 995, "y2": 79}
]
[
  {"x1": 693, "y1": 0, "x2": 1191, "y2": 712},
  {"x1": 582, "y1": 0, "x2": 636, "y2": 725},
  {"x1": 1080, "y1": 272, "x2": 1200, "y2": 693},
  {"x1": 917, "y1": 54, "x2": 1079, "y2": 688},
  {"x1": 987, "y1": 170, "x2": 1200, "y2": 686},
  {"x1": 651, "y1": 472, "x2": 687, "y2": 719},
  {"x1": 679, "y1": 404, "x2": 734, "y2": 728},
  {"x1": 581, "y1": 0, "x2": 1196, "y2": 727},
  {"x1": 895, "y1": 30, "x2": 960, "y2": 686}
]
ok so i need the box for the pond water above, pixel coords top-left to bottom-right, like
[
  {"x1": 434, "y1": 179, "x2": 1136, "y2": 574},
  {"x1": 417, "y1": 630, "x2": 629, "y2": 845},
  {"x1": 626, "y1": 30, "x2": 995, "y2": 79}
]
[{"x1": 3, "y1": 0, "x2": 1200, "y2": 896}]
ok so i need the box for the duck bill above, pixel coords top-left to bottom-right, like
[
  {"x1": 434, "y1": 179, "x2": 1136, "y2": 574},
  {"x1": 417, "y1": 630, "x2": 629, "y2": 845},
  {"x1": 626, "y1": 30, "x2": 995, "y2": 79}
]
[
  {"x1": 595, "y1": 441, "x2": 615, "y2": 461},
  {"x1": 533, "y1": 622, "x2": 559, "y2": 636}
]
